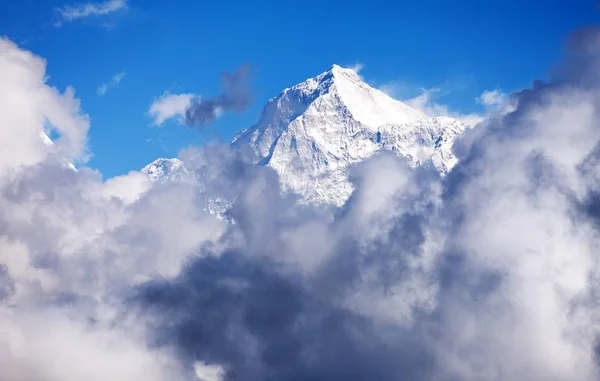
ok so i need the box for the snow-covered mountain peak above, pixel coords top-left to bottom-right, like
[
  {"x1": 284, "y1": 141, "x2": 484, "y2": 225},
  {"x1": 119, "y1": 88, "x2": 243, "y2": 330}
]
[
  {"x1": 322, "y1": 64, "x2": 363, "y2": 86},
  {"x1": 329, "y1": 63, "x2": 358, "y2": 75},
  {"x1": 232, "y1": 65, "x2": 425, "y2": 156},
  {"x1": 146, "y1": 65, "x2": 468, "y2": 206}
]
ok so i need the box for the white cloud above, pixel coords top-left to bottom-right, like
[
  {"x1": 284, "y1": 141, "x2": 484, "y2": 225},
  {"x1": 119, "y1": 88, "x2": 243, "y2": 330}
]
[
  {"x1": 476, "y1": 89, "x2": 507, "y2": 107},
  {"x1": 55, "y1": 0, "x2": 127, "y2": 26},
  {"x1": 0, "y1": 37, "x2": 89, "y2": 172},
  {"x1": 112, "y1": 71, "x2": 125, "y2": 83},
  {"x1": 194, "y1": 362, "x2": 225, "y2": 381},
  {"x1": 148, "y1": 92, "x2": 196, "y2": 126},
  {"x1": 0, "y1": 36, "x2": 210, "y2": 381},
  {"x1": 96, "y1": 84, "x2": 108, "y2": 96},
  {"x1": 349, "y1": 62, "x2": 365, "y2": 73},
  {"x1": 97, "y1": 71, "x2": 125, "y2": 96}
]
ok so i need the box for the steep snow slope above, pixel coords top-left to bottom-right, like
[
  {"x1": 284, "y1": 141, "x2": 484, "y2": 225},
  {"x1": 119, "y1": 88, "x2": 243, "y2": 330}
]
[{"x1": 144, "y1": 65, "x2": 468, "y2": 206}]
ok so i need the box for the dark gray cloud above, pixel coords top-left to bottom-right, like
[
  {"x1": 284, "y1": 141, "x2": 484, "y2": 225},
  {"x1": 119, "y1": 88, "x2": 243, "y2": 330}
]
[
  {"x1": 184, "y1": 65, "x2": 253, "y2": 127},
  {"x1": 553, "y1": 25, "x2": 600, "y2": 86},
  {"x1": 132, "y1": 251, "x2": 435, "y2": 381}
]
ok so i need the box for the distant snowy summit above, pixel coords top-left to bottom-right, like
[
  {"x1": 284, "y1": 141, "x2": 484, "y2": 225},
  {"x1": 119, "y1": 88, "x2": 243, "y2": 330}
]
[
  {"x1": 143, "y1": 64, "x2": 468, "y2": 205},
  {"x1": 142, "y1": 158, "x2": 193, "y2": 185}
]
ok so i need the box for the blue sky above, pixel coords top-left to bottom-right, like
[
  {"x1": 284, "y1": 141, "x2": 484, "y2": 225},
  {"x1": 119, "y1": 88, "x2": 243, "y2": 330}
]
[{"x1": 1, "y1": 0, "x2": 597, "y2": 178}]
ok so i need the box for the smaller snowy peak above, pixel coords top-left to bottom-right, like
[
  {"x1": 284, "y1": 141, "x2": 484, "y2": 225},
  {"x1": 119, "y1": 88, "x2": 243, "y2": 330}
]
[
  {"x1": 141, "y1": 157, "x2": 232, "y2": 221},
  {"x1": 142, "y1": 158, "x2": 194, "y2": 184}
]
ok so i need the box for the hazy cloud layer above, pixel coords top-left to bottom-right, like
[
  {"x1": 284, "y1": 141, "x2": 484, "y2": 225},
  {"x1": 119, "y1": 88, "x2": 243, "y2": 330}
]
[{"x1": 3, "y1": 27, "x2": 600, "y2": 381}]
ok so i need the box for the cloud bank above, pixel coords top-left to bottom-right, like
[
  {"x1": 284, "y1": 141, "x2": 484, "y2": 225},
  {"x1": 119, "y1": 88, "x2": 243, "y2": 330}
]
[{"x1": 3, "y1": 27, "x2": 600, "y2": 381}]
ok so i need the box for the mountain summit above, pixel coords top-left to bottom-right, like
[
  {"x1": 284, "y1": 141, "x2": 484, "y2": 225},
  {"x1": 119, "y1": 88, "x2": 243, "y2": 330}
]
[
  {"x1": 232, "y1": 64, "x2": 426, "y2": 154},
  {"x1": 230, "y1": 64, "x2": 466, "y2": 204},
  {"x1": 144, "y1": 65, "x2": 468, "y2": 205}
]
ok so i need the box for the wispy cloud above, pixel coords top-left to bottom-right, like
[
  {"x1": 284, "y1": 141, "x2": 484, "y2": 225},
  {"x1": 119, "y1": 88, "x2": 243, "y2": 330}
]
[
  {"x1": 148, "y1": 92, "x2": 197, "y2": 126},
  {"x1": 381, "y1": 81, "x2": 510, "y2": 126},
  {"x1": 55, "y1": 0, "x2": 127, "y2": 26},
  {"x1": 349, "y1": 62, "x2": 365, "y2": 73},
  {"x1": 403, "y1": 87, "x2": 485, "y2": 126},
  {"x1": 97, "y1": 71, "x2": 125, "y2": 96},
  {"x1": 378, "y1": 80, "x2": 412, "y2": 99}
]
